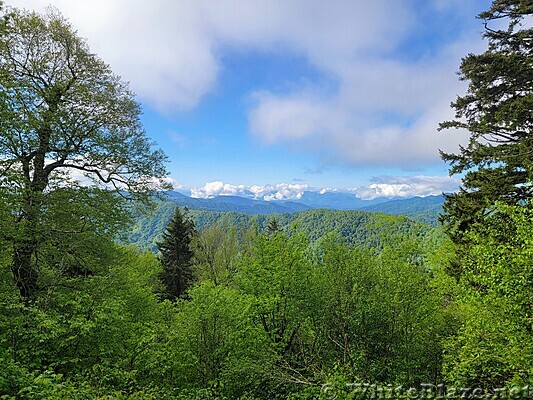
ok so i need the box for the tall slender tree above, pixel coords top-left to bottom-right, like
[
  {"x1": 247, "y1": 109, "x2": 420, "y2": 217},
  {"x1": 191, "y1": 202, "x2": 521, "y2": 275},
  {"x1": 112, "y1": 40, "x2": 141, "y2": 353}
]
[
  {"x1": 439, "y1": 0, "x2": 532, "y2": 253},
  {"x1": 438, "y1": 0, "x2": 533, "y2": 388},
  {"x1": 157, "y1": 207, "x2": 196, "y2": 301}
]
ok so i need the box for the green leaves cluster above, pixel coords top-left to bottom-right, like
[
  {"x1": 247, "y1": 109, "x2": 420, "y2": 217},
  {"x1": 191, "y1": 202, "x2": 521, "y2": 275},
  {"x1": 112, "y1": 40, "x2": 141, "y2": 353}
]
[
  {"x1": 443, "y1": 203, "x2": 533, "y2": 388},
  {"x1": 0, "y1": 213, "x2": 455, "y2": 399}
]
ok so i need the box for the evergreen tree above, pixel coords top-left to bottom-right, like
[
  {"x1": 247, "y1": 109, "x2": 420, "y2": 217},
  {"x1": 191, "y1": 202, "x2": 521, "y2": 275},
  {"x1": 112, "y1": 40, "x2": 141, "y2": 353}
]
[
  {"x1": 266, "y1": 217, "x2": 280, "y2": 234},
  {"x1": 439, "y1": 0, "x2": 532, "y2": 253},
  {"x1": 156, "y1": 207, "x2": 196, "y2": 300},
  {"x1": 438, "y1": 1, "x2": 533, "y2": 388}
]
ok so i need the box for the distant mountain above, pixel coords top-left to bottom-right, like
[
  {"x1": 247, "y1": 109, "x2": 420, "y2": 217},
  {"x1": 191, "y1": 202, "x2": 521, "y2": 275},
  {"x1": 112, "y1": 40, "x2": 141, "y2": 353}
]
[
  {"x1": 162, "y1": 191, "x2": 310, "y2": 214},
  {"x1": 159, "y1": 191, "x2": 446, "y2": 225},
  {"x1": 295, "y1": 191, "x2": 388, "y2": 210},
  {"x1": 359, "y1": 195, "x2": 445, "y2": 225}
]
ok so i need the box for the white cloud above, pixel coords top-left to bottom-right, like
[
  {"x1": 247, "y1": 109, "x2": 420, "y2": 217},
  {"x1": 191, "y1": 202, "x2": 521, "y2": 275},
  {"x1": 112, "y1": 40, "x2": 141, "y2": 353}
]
[
  {"x1": 190, "y1": 181, "x2": 246, "y2": 198},
  {"x1": 262, "y1": 184, "x2": 308, "y2": 201},
  {"x1": 189, "y1": 181, "x2": 308, "y2": 200},
  {"x1": 185, "y1": 177, "x2": 459, "y2": 201},
  {"x1": 161, "y1": 177, "x2": 183, "y2": 190},
  {"x1": 8, "y1": 0, "x2": 410, "y2": 112},
  {"x1": 8, "y1": 0, "x2": 487, "y2": 167},
  {"x1": 248, "y1": 38, "x2": 482, "y2": 166},
  {"x1": 351, "y1": 175, "x2": 461, "y2": 200}
]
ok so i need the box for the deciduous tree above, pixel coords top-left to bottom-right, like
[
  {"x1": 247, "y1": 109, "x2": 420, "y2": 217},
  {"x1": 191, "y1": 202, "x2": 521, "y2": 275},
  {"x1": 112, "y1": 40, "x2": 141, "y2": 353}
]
[{"x1": 0, "y1": 8, "x2": 168, "y2": 299}]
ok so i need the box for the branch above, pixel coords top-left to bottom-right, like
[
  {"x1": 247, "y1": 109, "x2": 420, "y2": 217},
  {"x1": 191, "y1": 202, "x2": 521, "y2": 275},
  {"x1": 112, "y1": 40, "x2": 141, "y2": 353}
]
[{"x1": 60, "y1": 163, "x2": 127, "y2": 184}]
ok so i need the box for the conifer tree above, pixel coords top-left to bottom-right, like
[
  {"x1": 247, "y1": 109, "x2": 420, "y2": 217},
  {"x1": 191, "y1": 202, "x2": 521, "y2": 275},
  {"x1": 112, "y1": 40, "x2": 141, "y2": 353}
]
[
  {"x1": 156, "y1": 207, "x2": 196, "y2": 300},
  {"x1": 266, "y1": 217, "x2": 280, "y2": 234},
  {"x1": 439, "y1": 0, "x2": 532, "y2": 253}
]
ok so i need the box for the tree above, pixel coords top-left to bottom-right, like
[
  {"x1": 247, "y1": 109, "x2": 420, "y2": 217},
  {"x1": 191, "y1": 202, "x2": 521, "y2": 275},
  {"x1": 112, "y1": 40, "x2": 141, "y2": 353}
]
[
  {"x1": 0, "y1": 8, "x2": 168, "y2": 299},
  {"x1": 170, "y1": 281, "x2": 272, "y2": 395},
  {"x1": 193, "y1": 222, "x2": 240, "y2": 286},
  {"x1": 235, "y1": 230, "x2": 318, "y2": 388},
  {"x1": 156, "y1": 207, "x2": 196, "y2": 300},
  {"x1": 266, "y1": 217, "x2": 280, "y2": 234},
  {"x1": 443, "y1": 202, "x2": 533, "y2": 388},
  {"x1": 439, "y1": 0, "x2": 532, "y2": 249},
  {"x1": 437, "y1": 1, "x2": 533, "y2": 389}
]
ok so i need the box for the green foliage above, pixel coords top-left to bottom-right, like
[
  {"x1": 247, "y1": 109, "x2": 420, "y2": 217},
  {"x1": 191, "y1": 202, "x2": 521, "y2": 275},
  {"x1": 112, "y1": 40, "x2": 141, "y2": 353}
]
[
  {"x1": 129, "y1": 205, "x2": 443, "y2": 253},
  {"x1": 309, "y1": 235, "x2": 448, "y2": 386},
  {"x1": 192, "y1": 222, "x2": 241, "y2": 286},
  {"x1": 172, "y1": 282, "x2": 273, "y2": 396},
  {"x1": 0, "y1": 244, "x2": 175, "y2": 398},
  {"x1": 437, "y1": 1, "x2": 533, "y2": 390},
  {"x1": 0, "y1": 6, "x2": 168, "y2": 299},
  {"x1": 360, "y1": 195, "x2": 445, "y2": 226},
  {"x1": 236, "y1": 231, "x2": 315, "y2": 388},
  {"x1": 443, "y1": 203, "x2": 533, "y2": 388},
  {"x1": 0, "y1": 205, "x2": 457, "y2": 398}
]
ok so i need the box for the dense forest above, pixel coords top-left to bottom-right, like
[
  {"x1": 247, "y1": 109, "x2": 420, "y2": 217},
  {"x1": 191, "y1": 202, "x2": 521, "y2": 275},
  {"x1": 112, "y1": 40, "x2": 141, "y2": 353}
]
[
  {"x1": 127, "y1": 203, "x2": 443, "y2": 251},
  {"x1": 0, "y1": 1, "x2": 531, "y2": 399}
]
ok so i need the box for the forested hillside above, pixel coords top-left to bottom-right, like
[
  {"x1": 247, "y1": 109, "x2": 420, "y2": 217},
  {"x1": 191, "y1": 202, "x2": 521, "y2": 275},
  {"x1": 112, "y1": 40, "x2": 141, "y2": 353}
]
[
  {"x1": 360, "y1": 195, "x2": 445, "y2": 226},
  {"x1": 155, "y1": 191, "x2": 445, "y2": 225},
  {"x1": 127, "y1": 201, "x2": 443, "y2": 251}
]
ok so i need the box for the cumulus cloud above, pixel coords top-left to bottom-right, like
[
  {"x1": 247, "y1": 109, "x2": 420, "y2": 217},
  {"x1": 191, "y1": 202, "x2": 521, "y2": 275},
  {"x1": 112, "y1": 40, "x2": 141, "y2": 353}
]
[
  {"x1": 248, "y1": 39, "x2": 482, "y2": 166},
  {"x1": 190, "y1": 181, "x2": 308, "y2": 201},
  {"x1": 9, "y1": 0, "x2": 409, "y2": 112},
  {"x1": 186, "y1": 177, "x2": 459, "y2": 201},
  {"x1": 351, "y1": 175, "x2": 461, "y2": 200},
  {"x1": 190, "y1": 181, "x2": 247, "y2": 198},
  {"x1": 9, "y1": 0, "x2": 486, "y2": 166},
  {"x1": 161, "y1": 177, "x2": 183, "y2": 190},
  {"x1": 10, "y1": 0, "x2": 220, "y2": 111}
]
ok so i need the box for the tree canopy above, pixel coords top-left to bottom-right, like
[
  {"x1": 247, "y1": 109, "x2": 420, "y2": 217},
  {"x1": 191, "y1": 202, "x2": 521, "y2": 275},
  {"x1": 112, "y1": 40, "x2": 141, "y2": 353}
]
[
  {"x1": 0, "y1": 7, "x2": 168, "y2": 299},
  {"x1": 438, "y1": 0, "x2": 533, "y2": 389}
]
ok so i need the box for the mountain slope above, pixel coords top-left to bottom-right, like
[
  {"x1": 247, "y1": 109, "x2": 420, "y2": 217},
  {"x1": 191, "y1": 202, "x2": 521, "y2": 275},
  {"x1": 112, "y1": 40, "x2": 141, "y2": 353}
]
[
  {"x1": 163, "y1": 191, "x2": 445, "y2": 224},
  {"x1": 359, "y1": 195, "x2": 445, "y2": 226},
  {"x1": 295, "y1": 191, "x2": 388, "y2": 210},
  {"x1": 163, "y1": 191, "x2": 311, "y2": 214},
  {"x1": 128, "y1": 203, "x2": 442, "y2": 251}
]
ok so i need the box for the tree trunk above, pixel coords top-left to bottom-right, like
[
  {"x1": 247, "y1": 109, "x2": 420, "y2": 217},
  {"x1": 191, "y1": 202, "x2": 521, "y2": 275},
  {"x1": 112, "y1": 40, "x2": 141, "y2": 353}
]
[
  {"x1": 11, "y1": 182, "x2": 46, "y2": 300},
  {"x1": 11, "y1": 239, "x2": 38, "y2": 300},
  {"x1": 9, "y1": 110, "x2": 55, "y2": 300}
]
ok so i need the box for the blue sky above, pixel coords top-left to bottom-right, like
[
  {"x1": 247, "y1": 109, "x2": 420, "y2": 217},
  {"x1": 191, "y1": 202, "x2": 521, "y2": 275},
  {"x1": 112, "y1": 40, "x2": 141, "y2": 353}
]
[{"x1": 11, "y1": 0, "x2": 492, "y2": 199}]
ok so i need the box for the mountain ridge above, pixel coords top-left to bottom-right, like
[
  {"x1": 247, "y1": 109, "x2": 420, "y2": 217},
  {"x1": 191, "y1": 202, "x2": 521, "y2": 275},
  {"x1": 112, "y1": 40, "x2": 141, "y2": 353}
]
[{"x1": 163, "y1": 190, "x2": 445, "y2": 223}]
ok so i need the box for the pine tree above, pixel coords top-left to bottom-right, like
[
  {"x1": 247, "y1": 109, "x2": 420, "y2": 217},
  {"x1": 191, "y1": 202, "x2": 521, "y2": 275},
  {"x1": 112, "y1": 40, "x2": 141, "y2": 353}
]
[
  {"x1": 438, "y1": 1, "x2": 533, "y2": 387},
  {"x1": 266, "y1": 217, "x2": 280, "y2": 234},
  {"x1": 439, "y1": 0, "x2": 532, "y2": 253},
  {"x1": 156, "y1": 207, "x2": 196, "y2": 300}
]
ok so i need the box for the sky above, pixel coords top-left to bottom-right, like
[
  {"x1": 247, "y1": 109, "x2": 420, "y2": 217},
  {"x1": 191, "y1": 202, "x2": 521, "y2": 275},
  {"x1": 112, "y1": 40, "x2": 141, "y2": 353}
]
[{"x1": 9, "y1": 0, "x2": 493, "y2": 200}]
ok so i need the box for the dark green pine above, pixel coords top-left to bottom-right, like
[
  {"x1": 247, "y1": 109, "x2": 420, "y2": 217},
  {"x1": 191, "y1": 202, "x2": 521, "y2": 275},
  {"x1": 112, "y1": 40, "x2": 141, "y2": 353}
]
[{"x1": 156, "y1": 207, "x2": 196, "y2": 301}]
